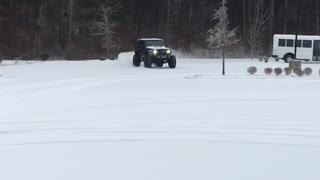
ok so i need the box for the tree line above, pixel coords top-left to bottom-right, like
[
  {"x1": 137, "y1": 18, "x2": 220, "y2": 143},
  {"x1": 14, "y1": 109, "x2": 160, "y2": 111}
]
[{"x1": 0, "y1": 0, "x2": 319, "y2": 60}]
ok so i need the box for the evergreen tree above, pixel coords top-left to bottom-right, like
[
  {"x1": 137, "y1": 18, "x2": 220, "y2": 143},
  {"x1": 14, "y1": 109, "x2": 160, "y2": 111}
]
[{"x1": 207, "y1": 0, "x2": 238, "y2": 75}]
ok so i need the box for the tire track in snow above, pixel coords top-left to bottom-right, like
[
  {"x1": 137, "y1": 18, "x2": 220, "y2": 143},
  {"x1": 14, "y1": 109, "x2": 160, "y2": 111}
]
[
  {"x1": 8, "y1": 96, "x2": 320, "y2": 116},
  {"x1": 1, "y1": 65, "x2": 320, "y2": 149},
  {"x1": 0, "y1": 74, "x2": 184, "y2": 99},
  {"x1": 1, "y1": 138, "x2": 320, "y2": 149},
  {"x1": 1, "y1": 125, "x2": 320, "y2": 134},
  {"x1": 1, "y1": 127, "x2": 320, "y2": 138},
  {"x1": 1, "y1": 124, "x2": 320, "y2": 146},
  {"x1": 1, "y1": 117, "x2": 320, "y2": 125}
]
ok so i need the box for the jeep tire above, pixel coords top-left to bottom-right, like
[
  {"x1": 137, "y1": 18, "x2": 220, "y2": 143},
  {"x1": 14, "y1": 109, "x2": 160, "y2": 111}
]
[
  {"x1": 144, "y1": 56, "x2": 152, "y2": 68},
  {"x1": 133, "y1": 54, "x2": 141, "y2": 67},
  {"x1": 168, "y1": 55, "x2": 176, "y2": 68}
]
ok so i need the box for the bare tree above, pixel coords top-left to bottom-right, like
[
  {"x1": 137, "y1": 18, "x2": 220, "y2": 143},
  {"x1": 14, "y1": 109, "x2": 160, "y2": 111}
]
[
  {"x1": 283, "y1": 0, "x2": 288, "y2": 34},
  {"x1": 0, "y1": 5, "x2": 9, "y2": 56},
  {"x1": 269, "y1": 0, "x2": 275, "y2": 54},
  {"x1": 207, "y1": 0, "x2": 238, "y2": 75},
  {"x1": 0, "y1": 5, "x2": 8, "y2": 22},
  {"x1": 316, "y1": 0, "x2": 319, "y2": 34},
  {"x1": 242, "y1": 0, "x2": 246, "y2": 40},
  {"x1": 91, "y1": 1, "x2": 117, "y2": 58},
  {"x1": 247, "y1": 0, "x2": 270, "y2": 59},
  {"x1": 31, "y1": 3, "x2": 48, "y2": 55},
  {"x1": 68, "y1": 0, "x2": 74, "y2": 46},
  {"x1": 8, "y1": 0, "x2": 15, "y2": 59}
]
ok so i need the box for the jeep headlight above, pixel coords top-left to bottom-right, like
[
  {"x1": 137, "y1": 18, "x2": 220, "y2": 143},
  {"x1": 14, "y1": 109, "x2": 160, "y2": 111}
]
[
  {"x1": 153, "y1": 50, "x2": 158, "y2": 55},
  {"x1": 166, "y1": 50, "x2": 171, "y2": 54}
]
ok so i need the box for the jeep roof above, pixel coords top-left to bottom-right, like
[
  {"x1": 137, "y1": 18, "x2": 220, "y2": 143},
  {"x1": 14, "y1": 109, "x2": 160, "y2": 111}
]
[{"x1": 137, "y1": 38, "x2": 163, "y2": 41}]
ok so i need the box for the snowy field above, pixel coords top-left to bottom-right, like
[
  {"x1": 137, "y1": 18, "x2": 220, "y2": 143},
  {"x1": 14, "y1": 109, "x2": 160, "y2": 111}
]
[{"x1": 0, "y1": 52, "x2": 320, "y2": 180}]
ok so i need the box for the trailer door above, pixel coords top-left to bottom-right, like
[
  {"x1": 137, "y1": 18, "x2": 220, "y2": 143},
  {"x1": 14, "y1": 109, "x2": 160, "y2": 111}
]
[{"x1": 313, "y1": 40, "x2": 320, "y2": 61}]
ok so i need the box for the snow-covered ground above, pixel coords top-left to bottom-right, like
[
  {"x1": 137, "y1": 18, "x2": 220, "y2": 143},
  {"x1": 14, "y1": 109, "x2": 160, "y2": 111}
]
[{"x1": 0, "y1": 53, "x2": 320, "y2": 180}]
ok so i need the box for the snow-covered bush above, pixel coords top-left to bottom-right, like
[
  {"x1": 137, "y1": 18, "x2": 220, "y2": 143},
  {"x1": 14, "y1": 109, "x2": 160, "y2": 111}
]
[
  {"x1": 264, "y1": 67, "x2": 273, "y2": 75},
  {"x1": 294, "y1": 69, "x2": 304, "y2": 77},
  {"x1": 39, "y1": 51, "x2": 50, "y2": 61},
  {"x1": 284, "y1": 67, "x2": 292, "y2": 76},
  {"x1": 293, "y1": 69, "x2": 299, "y2": 74},
  {"x1": 303, "y1": 67, "x2": 312, "y2": 76},
  {"x1": 247, "y1": 66, "x2": 257, "y2": 75},
  {"x1": 274, "y1": 67, "x2": 283, "y2": 76}
]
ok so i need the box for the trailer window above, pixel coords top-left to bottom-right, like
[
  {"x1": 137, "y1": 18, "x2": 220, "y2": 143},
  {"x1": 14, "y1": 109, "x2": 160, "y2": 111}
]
[
  {"x1": 287, "y1": 39, "x2": 294, "y2": 47},
  {"x1": 303, "y1": 40, "x2": 312, "y2": 48},
  {"x1": 278, "y1": 39, "x2": 286, "y2": 47},
  {"x1": 295, "y1": 40, "x2": 302, "y2": 47}
]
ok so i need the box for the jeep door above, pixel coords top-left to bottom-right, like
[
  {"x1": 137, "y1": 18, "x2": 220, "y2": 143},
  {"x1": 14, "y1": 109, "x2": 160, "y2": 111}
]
[{"x1": 138, "y1": 41, "x2": 147, "y2": 57}]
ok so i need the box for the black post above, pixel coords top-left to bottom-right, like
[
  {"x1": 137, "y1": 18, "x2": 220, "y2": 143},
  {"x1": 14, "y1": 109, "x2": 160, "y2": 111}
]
[
  {"x1": 294, "y1": 0, "x2": 300, "y2": 59},
  {"x1": 222, "y1": 48, "x2": 225, "y2": 76}
]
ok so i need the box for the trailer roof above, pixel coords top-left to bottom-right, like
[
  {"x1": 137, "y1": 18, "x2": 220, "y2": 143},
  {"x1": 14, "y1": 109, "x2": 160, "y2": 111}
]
[{"x1": 274, "y1": 34, "x2": 320, "y2": 40}]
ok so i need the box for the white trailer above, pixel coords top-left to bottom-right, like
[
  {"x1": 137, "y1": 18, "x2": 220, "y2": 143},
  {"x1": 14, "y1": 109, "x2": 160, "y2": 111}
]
[{"x1": 272, "y1": 34, "x2": 320, "y2": 62}]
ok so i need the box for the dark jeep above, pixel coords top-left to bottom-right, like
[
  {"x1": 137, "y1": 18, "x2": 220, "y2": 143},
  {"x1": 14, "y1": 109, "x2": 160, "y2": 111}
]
[{"x1": 133, "y1": 38, "x2": 176, "y2": 68}]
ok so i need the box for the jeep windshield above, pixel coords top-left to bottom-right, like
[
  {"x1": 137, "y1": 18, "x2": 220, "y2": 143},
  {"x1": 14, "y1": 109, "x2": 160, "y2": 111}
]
[{"x1": 145, "y1": 40, "x2": 164, "y2": 47}]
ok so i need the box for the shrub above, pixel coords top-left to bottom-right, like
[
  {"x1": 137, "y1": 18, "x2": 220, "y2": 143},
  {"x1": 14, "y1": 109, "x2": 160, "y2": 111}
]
[
  {"x1": 284, "y1": 67, "x2": 292, "y2": 76},
  {"x1": 294, "y1": 69, "x2": 304, "y2": 77},
  {"x1": 274, "y1": 67, "x2": 283, "y2": 76},
  {"x1": 293, "y1": 69, "x2": 299, "y2": 74},
  {"x1": 109, "y1": 54, "x2": 117, "y2": 60},
  {"x1": 22, "y1": 54, "x2": 32, "y2": 60},
  {"x1": 258, "y1": 57, "x2": 263, "y2": 62},
  {"x1": 264, "y1": 57, "x2": 269, "y2": 63},
  {"x1": 247, "y1": 66, "x2": 257, "y2": 75},
  {"x1": 39, "y1": 51, "x2": 50, "y2": 61},
  {"x1": 303, "y1": 67, "x2": 312, "y2": 76},
  {"x1": 264, "y1": 67, "x2": 273, "y2": 75}
]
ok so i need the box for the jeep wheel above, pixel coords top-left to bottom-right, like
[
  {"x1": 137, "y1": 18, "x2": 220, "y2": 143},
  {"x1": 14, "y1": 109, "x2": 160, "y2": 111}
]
[
  {"x1": 168, "y1": 55, "x2": 176, "y2": 69},
  {"x1": 133, "y1": 54, "x2": 141, "y2": 67},
  {"x1": 144, "y1": 56, "x2": 152, "y2": 68}
]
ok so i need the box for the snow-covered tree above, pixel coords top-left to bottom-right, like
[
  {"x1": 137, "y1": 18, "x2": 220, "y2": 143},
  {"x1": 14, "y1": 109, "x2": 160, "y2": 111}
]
[
  {"x1": 247, "y1": 0, "x2": 270, "y2": 59},
  {"x1": 91, "y1": 1, "x2": 117, "y2": 57},
  {"x1": 207, "y1": 0, "x2": 238, "y2": 75}
]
